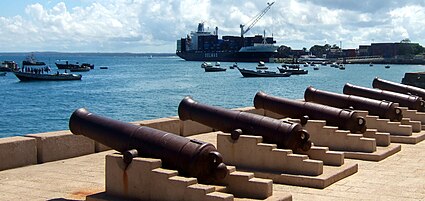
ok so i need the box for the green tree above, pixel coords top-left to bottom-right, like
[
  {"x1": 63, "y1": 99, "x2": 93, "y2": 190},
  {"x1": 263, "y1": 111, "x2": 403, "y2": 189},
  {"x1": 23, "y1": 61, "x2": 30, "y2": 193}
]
[{"x1": 276, "y1": 45, "x2": 292, "y2": 57}]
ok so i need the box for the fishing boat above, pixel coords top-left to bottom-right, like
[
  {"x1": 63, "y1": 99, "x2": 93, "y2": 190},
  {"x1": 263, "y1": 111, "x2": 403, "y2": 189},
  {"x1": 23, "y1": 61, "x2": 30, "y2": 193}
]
[
  {"x1": 229, "y1": 63, "x2": 238, "y2": 69},
  {"x1": 237, "y1": 67, "x2": 291, "y2": 77},
  {"x1": 201, "y1": 62, "x2": 213, "y2": 68},
  {"x1": 0, "y1": 61, "x2": 19, "y2": 72},
  {"x1": 313, "y1": 65, "x2": 320, "y2": 70},
  {"x1": 330, "y1": 62, "x2": 339, "y2": 68},
  {"x1": 256, "y1": 61, "x2": 268, "y2": 70},
  {"x1": 277, "y1": 66, "x2": 308, "y2": 75},
  {"x1": 339, "y1": 64, "x2": 346, "y2": 70},
  {"x1": 13, "y1": 71, "x2": 82, "y2": 81},
  {"x1": 385, "y1": 65, "x2": 390, "y2": 69},
  {"x1": 55, "y1": 60, "x2": 94, "y2": 70},
  {"x1": 204, "y1": 62, "x2": 227, "y2": 72},
  {"x1": 22, "y1": 54, "x2": 46, "y2": 66}
]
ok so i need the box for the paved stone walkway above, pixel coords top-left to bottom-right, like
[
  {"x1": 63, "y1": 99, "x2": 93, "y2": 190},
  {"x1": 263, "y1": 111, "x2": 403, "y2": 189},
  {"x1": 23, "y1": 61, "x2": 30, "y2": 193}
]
[{"x1": 1, "y1": 133, "x2": 425, "y2": 200}]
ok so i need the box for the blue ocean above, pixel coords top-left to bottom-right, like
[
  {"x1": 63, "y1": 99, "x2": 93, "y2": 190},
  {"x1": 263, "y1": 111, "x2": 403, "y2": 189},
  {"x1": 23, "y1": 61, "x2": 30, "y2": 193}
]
[{"x1": 0, "y1": 52, "x2": 424, "y2": 138}]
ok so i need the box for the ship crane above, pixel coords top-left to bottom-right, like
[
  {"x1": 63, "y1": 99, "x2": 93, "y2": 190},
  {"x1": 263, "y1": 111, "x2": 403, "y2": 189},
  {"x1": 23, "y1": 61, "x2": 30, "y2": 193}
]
[{"x1": 240, "y1": 2, "x2": 275, "y2": 38}]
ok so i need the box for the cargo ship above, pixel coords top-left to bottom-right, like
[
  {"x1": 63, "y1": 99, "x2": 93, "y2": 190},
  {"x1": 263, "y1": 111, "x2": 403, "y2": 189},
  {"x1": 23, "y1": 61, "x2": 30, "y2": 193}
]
[{"x1": 176, "y1": 2, "x2": 278, "y2": 62}]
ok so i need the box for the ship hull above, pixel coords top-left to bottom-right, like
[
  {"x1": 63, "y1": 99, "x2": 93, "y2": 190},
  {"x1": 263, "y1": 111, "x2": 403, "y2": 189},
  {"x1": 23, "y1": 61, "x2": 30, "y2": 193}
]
[{"x1": 176, "y1": 51, "x2": 275, "y2": 62}]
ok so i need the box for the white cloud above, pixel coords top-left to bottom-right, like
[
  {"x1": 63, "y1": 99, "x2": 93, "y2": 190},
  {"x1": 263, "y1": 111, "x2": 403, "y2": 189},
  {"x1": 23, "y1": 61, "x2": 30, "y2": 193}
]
[{"x1": 0, "y1": 0, "x2": 424, "y2": 52}]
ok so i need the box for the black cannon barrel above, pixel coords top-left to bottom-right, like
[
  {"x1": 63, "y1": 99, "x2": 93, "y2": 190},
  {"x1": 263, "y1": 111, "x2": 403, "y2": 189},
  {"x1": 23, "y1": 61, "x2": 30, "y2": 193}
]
[
  {"x1": 69, "y1": 108, "x2": 228, "y2": 183},
  {"x1": 178, "y1": 96, "x2": 312, "y2": 151},
  {"x1": 255, "y1": 91, "x2": 367, "y2": 134},
  {"x1": 373, "y1": 77, "x2": 425, "y2": 100},
  {"x1": 344, "y1": 83, "x2": 425, "y2": 112},
  {"x1": 304, "y1": 86, "x2": 403, "y2": 122}
]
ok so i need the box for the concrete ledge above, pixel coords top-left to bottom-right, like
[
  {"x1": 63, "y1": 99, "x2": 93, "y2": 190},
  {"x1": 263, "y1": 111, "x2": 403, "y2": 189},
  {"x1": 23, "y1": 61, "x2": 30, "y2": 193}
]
[
  {"x1": 26, "y1": 130, "x2": 95, "y2": 163},
  {"x1": 343, "y1": 143, "x2": 401, "y2": 161},
  {"x1": 390, "y1": 130, "x2": 425, "y2": 144},
  {"x1": 0, "y1": 136, "x2": 37, "y2": 171},
  {"x1": 136, "y1": 117, "x2": 181, "y2": 135}
]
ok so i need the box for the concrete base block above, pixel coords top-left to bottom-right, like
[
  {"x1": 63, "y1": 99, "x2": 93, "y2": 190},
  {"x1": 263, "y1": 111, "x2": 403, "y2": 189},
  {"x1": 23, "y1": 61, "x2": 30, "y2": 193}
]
[
  {"x1": 95, "y1": 142, "x2": 112, "y2": 152},
  {"x1": 0, "y1": 136, "x2": 37, "y2": 171},
  {"x1": 401, "y1": 118, "x2": 422, "y2": 132},
  {"x1": 296, "y1": 146, "x2": 344, "y2": 166},
  {"x1": 180, "y1": 120, "x2": 214, "y2": 137},
  {"x1": 26, "y1": 130, "x2": 95, "y2": 163},
  {"x1": 343, "y1": 143, "x2": 401, "y2": 161},
  {"x1": 217, "y1": 133, "x2": 324, "y2": 176},
  {"x1": 364, "y1": 115, "x2": 412, "y2": 136},
  {"x1": 390, "y1": 130, "x2": 425, "y2": 144},
  {"x1": 137, "y1": 116, "x2": 181, "y2": 135},
  {"x1": 302, "y1": 120, "x2": 377, "y2": 153},
  {"x1": 104, "y1": 153, "x2": 282, "y2": 201},
  {"x1": 399, "y1": 107, "x2": 425, "y2": 124},
  {"x1": 363, "y1": 129, "x2": 391, "y2": 146},
  {"x1": 253, "y1": 160, "x2": 358, "y2": 189}
]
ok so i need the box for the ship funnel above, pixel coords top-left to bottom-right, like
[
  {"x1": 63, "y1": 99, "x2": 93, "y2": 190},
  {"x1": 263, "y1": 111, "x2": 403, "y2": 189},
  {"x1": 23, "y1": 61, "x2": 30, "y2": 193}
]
[
  {"x1": 215, "y1": 27, "x2": 218, "y2": 35},
  {"x1": 197, "y1": 23, "x2": 204, "y2": 32}
]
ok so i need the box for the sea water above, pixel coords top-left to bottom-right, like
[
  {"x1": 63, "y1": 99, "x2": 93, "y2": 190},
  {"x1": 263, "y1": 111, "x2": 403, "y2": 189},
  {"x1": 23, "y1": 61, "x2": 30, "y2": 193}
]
[{"x1": 0, "y1": 53, "x2": 424, "y2": 138}]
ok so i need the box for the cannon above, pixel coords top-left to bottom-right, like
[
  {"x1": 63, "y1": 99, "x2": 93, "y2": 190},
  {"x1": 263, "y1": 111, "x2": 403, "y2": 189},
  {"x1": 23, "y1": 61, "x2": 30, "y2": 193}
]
[
  {"x1": 69, "y1": 108, "x2": 228, "y2": 183},
  {"x1": 304, "y1": 86, "x2": 403, "y2": 122},
  {"x1": 344, "y1": 83, "x2": 425, "y2": 112},
  {"x1": 178, "y1": 96, "x2": 312, "y2": 151},
  {"x1": 254, "y1": 91, "x2": 367, "y2": 134},
  {"x1": 373, "y1": 77, "x2": 425, "y2": 100}
]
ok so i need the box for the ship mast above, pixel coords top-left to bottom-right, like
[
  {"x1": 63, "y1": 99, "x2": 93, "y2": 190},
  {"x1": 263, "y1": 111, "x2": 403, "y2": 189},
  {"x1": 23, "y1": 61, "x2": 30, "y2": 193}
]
[{"x1": 240, "y1": 2, "x2": 275, "y2": 38}]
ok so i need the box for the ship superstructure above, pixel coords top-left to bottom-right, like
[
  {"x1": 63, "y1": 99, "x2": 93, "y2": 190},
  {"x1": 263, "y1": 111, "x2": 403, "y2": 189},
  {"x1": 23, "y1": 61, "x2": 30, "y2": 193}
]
[{"x1": 176, "y1": 2, "x2": 278, "y2": 62}]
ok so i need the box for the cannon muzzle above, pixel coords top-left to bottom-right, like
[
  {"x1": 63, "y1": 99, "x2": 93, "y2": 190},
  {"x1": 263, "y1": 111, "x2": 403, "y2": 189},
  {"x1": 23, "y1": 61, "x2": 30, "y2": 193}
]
[
  {"x1": 69, "y1": 108, "x2": 228, "y2": 183},
  {"x1": 178, "y1": 96, "x2": 312, "y2": 151},
  {"x1": 373, "y1": 77, "x2": 425, "y2": 100},
  {"x1": 254, "y1": 91, "x2": 367, "y2": 134},
  {"x1": 304, "y1": 86, "x2": 403, "y2": 122},
  {"x1": 344, "y1": 83, "x2": 425, "y2": 112}
]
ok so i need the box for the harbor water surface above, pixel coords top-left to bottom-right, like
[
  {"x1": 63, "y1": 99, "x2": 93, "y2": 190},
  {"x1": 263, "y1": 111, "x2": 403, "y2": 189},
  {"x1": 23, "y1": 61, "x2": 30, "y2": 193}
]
[{"x1": 1, "y1": 53, "x2": 424, "y2": 138}]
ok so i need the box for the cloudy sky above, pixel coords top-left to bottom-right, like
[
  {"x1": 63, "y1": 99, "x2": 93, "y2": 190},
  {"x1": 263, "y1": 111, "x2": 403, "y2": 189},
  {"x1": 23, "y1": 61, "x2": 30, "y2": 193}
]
[{"x1": 0, "y1": 0, "x2": 424, "y2": 53}]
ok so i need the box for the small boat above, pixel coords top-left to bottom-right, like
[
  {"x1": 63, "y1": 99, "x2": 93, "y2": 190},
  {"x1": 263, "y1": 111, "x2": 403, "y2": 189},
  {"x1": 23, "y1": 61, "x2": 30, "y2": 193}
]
[
  {"x1": 22, "y1": 54, "x2": 46, "y2": 66},
  {"x1": 229, "y1": 63, "x2": 238, "y2": 69},
  {"x1": 0, "y1": 61, "x2": 19, "y2": 72},
  {"x1": 303, "y1": 62, "x2": 309, "y2": 67},
  {"x1": 201, "y1": 62, "x2": 213, "y2": 68},
  {"x1": 339, "y1": 64, "x2": 345, "y2": 70},
  {"x1": 0, "y1": 72, "x2": 6, "y2": 76},
  {"x1": 369, "y1": 63, "x2": 373, "y2": 67},
  {"x1": 330, "y1": 63, "x2": 339, "y2": 68},
  {"x1": 70, "y1": 66, "x2": 91, "y2": 72},
  {"x1": 237, "y1": 67, "x2": 291, "y2": 77},
  {"x1": 385, "y1": 65, "x2": 390, "y2": 69},
  {"x1": 204, "y1": 62, "x2": 227, "y2": 72},
  {"x1": 313, "y1": 65, "x2": 319, "y2": 70},
  {"x1": 256, "y1": 61, "x2": 268, "y2": 70},
  {"x1": 13, "y1": 71, "x2": 82, "y2": 81},
  {"x1": 281, "y1": 63, "x2": 300, "y2": 69},
  {"x1": 99, "y1": 66, "x2": 109, "y2": 69},
  {"x1": 277, "y1": 66, "x2": 308, "y2": 75},
  {"x1": 55, "y1": 60, "x2": 94, "y2": 70}
]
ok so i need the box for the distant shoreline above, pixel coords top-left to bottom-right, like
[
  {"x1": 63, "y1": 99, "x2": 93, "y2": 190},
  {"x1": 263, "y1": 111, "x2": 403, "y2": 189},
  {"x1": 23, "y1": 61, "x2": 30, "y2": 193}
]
[{"x1": 0, "y1": 52, "x2": 177, "y2": 57}]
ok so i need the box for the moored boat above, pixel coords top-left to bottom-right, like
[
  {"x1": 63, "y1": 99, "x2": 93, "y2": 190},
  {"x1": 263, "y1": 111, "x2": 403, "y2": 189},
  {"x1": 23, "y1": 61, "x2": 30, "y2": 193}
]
[
  {"x1": 204, "y1": 62, "x2": 227, "y2": 72},
  {"x1": 22, "y1": 54, "x2": 46, "y2": 66},
  {"x1": 13, "y1": 71, "x2": 82, "y2": 81},
  {"x1": 277, "y1": 66, "x2": 308, "y2": 75},
  {"x1": 237, "y1": 67, "x2": 291, "y2": 77},
  {"x1": 256, "y1": 61, "x2": 268, "y2": 70},
  {"x1": 385, "y1": 65, "x2": 390, "y2": 69},
  {"x1": 55, "y1": 60, "x2": 94, "y2": 70},
  {"x1": 0, "y1": 61, "x2": 19, "y2": 72},
  {"x1": 70, "y1": 66, "x2": 91, "y2": 72}
]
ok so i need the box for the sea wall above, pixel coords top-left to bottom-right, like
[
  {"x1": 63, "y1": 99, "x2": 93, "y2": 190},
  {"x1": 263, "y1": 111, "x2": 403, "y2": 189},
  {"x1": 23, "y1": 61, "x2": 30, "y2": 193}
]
[{"x1": 0, "y1": 107, "x2": 264, "y2": 171}]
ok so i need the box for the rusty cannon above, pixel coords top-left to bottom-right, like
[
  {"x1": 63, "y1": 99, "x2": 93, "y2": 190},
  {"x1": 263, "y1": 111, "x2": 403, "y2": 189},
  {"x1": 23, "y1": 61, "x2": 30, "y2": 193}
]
[
  {"x1": 69, "y1": 108, "x2": 228, "y2": 183},
  {"x1": 373, "y1": 77, "x2": 425, "y2": 100},
  {"x1": 178, "y1": 96, "x2": 312, "y2": 151},
  {"x1": 304, "y1": 86, "x2": 403, "y2": 122},
  {"x1": 344, "y1": 83, "x2": 425, "y2": 112},
  {"x1": 254, "y1": 91, "x2": 367, "y2": 134}
]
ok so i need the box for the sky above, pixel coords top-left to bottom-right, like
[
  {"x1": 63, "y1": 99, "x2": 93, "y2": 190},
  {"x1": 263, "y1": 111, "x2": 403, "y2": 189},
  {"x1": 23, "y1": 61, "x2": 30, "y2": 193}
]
[{"x1": 0, "y1": 0, "x2": 424, "y2": 53}]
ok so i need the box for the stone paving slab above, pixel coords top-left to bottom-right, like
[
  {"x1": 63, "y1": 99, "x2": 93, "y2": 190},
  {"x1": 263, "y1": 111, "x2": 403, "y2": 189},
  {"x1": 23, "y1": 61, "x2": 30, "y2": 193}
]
[{"x1": 1, "y1": 133, "x2": 425, "y2": 200}]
